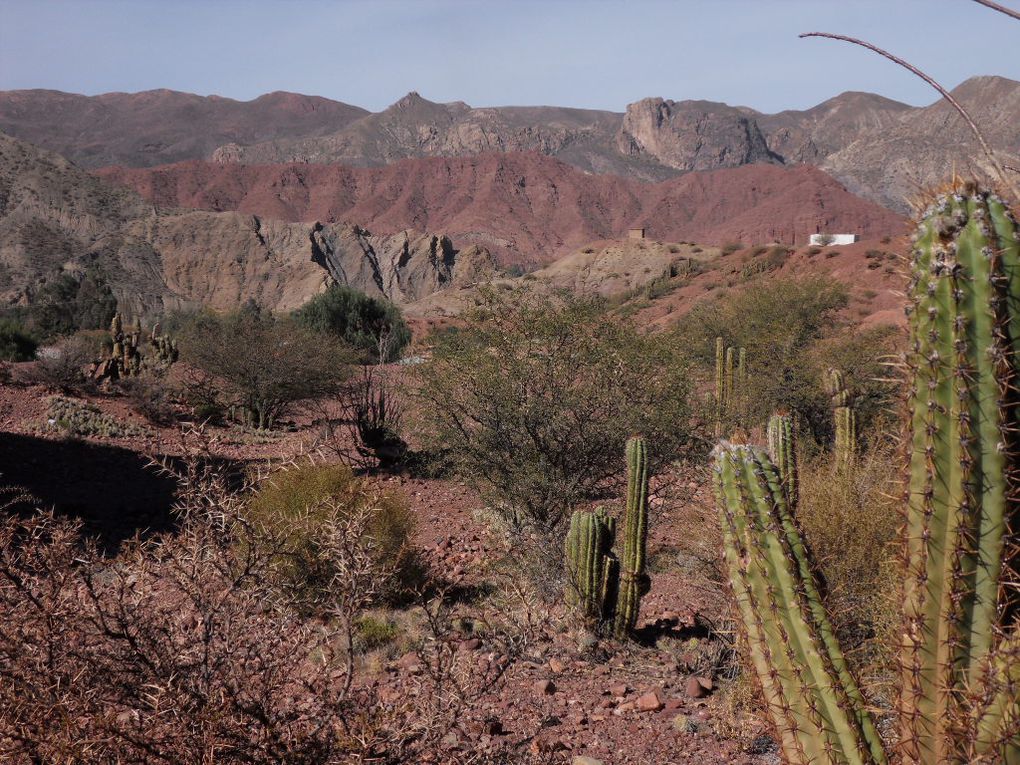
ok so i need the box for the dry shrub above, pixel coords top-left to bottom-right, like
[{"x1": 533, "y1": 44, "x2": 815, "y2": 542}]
[
  {"x1": 120, "y1": 371, "x2": 176, "y2": 426},
  {"x1": 0, "y1": 470, "x2": 384, "y2": 762},
  {"x1": 26, "y1": 331, "x2": 104, "y2": 394},
  {"x1": 796, "y1": 443, "x2": 902, "y2": 695},
  {"x1": 246, "y1": 463, "x2": 422, "y2": 605}
]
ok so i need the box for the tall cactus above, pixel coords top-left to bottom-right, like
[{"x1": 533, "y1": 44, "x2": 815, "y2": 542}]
[
  {"x1": 898, "y1": 184, "x2": 1020, "y2": 764},
  {"x1": 614, "y1": 436, "x2": 650, "y2": 637},
  {"x1": 825, "y1": 367, "x2": 857, "y2": 470},
  {"x1": 766, "y1": 413, "x2": 798, "y2": 509},
  {"x1": 715, "y1": 337, "x2": 725, "y2": 437},
  {"x1": 564, "y1": 507, "x2": 618, "y2": 623},
  {"x1": 713, "y1": 444, "x2": 886, "y2": 764}
]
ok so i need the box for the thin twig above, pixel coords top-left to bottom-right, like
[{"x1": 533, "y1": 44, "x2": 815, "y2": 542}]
[
  {"x1": 799, "y1": 31, "x2": 1019, "y2": 200},
  {"x1": 972, "y1": 0, "x2": 1020, "y2": 21}
]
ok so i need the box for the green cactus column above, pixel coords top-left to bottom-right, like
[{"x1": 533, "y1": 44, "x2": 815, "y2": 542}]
[
  {"x1": 715, "y1": 337, "x2": 725, "y2": 437},
  {"x1": 766, "y1": 413, "x2": 798, "y2": 509},
  {"x1": 825, "y1": 368, "x2": 857, "y2": 470},
  {"x1": 564, "y1": 507, "x2": 618, "y2": 623},
  {"x1": 614, "y1": 436, "x2": 650, "y2": 637},
  {"x1": 713, "y1": 443, "x2": 886, "y2": 765},
  {"x1": 899, "y1": 185, "x2": 1020, "y2": 764}
]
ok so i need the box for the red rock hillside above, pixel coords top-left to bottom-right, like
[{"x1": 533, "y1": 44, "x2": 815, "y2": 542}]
[{"x1": 96, "y1": 152, "x2": 906, "y2": 266}]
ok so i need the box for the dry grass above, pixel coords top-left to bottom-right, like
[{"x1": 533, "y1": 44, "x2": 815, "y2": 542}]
[{"x1": 796, "y1": 443, "x2": 902, "y2": 701}]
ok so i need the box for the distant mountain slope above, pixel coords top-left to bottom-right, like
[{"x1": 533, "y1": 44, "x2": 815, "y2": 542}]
[
  {"x1": 4, "y1": 77, "x2": 1017, "y2": 211},
  {"x1": 0, "y1": 89, "x2": 368, "y2": 168},
  {"x1": 0, "y1": 132, "x2": 484, "y2": 316},
  {"x1": 96, "y1": 151, "x2": 906, "y2": 266}
]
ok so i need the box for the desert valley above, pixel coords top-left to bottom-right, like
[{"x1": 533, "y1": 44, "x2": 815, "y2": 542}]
[{"x1": 0, "y1": 2, "x2": 1018, "y2": 764}]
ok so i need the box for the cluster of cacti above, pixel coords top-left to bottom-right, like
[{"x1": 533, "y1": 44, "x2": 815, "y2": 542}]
[
  {"x1": 824, "y1": 367, "x2": 857, "y2": 470},
  {"x1": 564, "y1": 436, "x2": 650, "y2": 638},
  {"x1": 150, "y1": 322, "x2": 179, "y2": 365},
  {"x1": 712, "y1": 183, "x2": 1020, "y2": 764},
  {"x1": 105, "y1": 313, "x2": 143, "y2": 379},
  {"x1": 714, "y1": 337, "x2": 748, "y2": 436},
  {"x1": 714, "y1": 444, "x2": 887, "y2": 764},
  {"x1": 563, "y1": 507, "x2": 618, "y2": 623},
  {"x1": 766, "y1": 412, "x2": 798, "y2": 509}
]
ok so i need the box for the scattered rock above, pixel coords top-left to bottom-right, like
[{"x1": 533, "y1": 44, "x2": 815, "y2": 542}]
[
  {"x1": 572, "y1": 757, "x2": 606, "y2": 765},
  {"x1": 548, "y1": 657, "x2": 567, "y2": 673},
  {"x1": 609, "y1": 683, "x2": 629, "y2": 697},
  {"x1": 686, "y1": 676, "x2": 712, "y2": 698},
  {"x1": 534, "y1": 679, "x2": 557, "y2": 695},
  {"x1": 635, "y1": 690, "x2": 664, "y2": 712}
]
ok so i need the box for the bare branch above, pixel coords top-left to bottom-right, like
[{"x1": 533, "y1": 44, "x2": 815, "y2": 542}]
[
  {"x1": 799, "y1": 31, "x2": 1019, "y2": 200},
  {"x1": 972, "y1": 0, "x2": 1020, "y2": 21}
]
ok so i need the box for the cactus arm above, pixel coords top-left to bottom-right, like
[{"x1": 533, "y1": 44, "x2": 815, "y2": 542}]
[
  {"x1": 614, "y1": 436, "x2": 649, "y2": 636},
  {"x1": 767, "y1": 413, "x2": 798, "y2": 508},
  {"x1": 714, "y1": 445, "x2": 887, "y2": 765},
  {"x1": 900, "y1": 188, "x2": 1020, "y2": 763}
]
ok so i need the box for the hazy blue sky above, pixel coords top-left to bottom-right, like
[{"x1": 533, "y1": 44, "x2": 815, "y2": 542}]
[{"x1": 1, "y1": 0, "x2": 1017, "y2": 113}]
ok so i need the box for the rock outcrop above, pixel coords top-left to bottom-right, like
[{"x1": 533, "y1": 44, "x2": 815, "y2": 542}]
[
  {"x1": 616, "y1": 98, "x2": 778, "y2": 171},
  {"x1": 0, "y1": 132, "x2": 486, "y2": 316}
]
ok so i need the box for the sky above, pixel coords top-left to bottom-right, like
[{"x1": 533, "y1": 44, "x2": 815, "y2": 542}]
[{"x1": 1, "y1": 0, "x2": 1018, "y2": 114}]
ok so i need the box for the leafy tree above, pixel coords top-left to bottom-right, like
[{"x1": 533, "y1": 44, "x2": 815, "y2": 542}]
[
  {"x1": 24, "y1": 268, "x2": 117, "y2": 340},
  {"x1": 181, "y1": 310, "x2": 351, "y2": 429},
  {"x1": 292, "y1": 285, "x2": 411, "y2": 363},
  {"x1": 412, "y1": 287, "x2": 697, "y2": 536},
  {"x1": 0, "y1": 319, "x2": 37, "y2": 361}
]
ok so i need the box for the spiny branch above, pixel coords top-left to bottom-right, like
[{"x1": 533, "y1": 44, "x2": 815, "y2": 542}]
[{"x1": 799, "y1": 31, "x2": 1019, "y2": 200}]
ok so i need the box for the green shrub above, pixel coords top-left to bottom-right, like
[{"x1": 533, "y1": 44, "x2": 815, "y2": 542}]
[
  {"x1": 0, "y1": 319, "x2": 37, "y2": 361},
  {"x1": 181, "y1": 310, "x2": 350, "y2": 429},
  {"x1": 292, "y1": 285, "x2": 411, "y2": 363},
  {"x1": 353, "y1": 615, "x2": 402, "y2": 653},
  {"x1": 19, "y1": 268, "x2": 117, "y2": 341},
  {"x1": 413, "y1": 287, "x2": 697, "y2": 535},
  {"x1": 246, "y1": 464, "x2": 420, "y2": 606}
]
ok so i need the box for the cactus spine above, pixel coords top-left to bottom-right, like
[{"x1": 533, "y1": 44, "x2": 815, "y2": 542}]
[
  {"x1": 825, "y1": 368, "x2": 857, "y2": 470},
  {"x1": 564, "y1": 507, "x2": 618, "y2": 622},
  {"x1": 899, "y1": 184, "x2": 1020, "y2": 764},
  {"x1": 766, "y1": 413, "x2": 798, "y2": 509},
  {"x1": 713, "y1": 444, "x2": 886, "y2": 765},
  {"x1": 614, "y1": 435, "x2": 650, "y2": 637}
]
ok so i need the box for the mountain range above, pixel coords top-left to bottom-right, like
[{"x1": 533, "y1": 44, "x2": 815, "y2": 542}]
[{"x1": 2, "y1": 76, "x2": 1017, "y2": 212}]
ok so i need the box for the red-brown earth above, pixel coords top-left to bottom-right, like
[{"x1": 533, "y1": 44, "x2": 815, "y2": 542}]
[{"x1": 96, "y1": 152, "x2": 906, "y2": 267}]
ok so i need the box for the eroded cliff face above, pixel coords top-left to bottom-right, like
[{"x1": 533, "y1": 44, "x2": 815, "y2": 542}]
[
  {"x1": 310, "y1": 224, "x2": 495, "y2": 305},
  {"x1": 0, "y1": 132, "x2": 492, "y2": 316},
  {"x1": 615, "y1": 98, "x2": 778, "y2": 172}
]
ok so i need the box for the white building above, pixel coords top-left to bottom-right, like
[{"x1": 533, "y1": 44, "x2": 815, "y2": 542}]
[{"x1": 809, "y1": 233, "x2": 858, "y2": 246}]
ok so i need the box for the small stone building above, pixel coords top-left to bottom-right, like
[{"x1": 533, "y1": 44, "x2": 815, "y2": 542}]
[{"x1": 627, "y1": 227, "x2": 646, "y2": 240}]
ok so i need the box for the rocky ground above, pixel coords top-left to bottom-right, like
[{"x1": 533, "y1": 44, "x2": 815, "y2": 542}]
[{"x1": 0, "y1": 373, "x2": 781, "y2": 764}]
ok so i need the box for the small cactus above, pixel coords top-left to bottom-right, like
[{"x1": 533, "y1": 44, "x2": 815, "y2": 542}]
[
  {"x1": 614, "y1": 436, "x2": 650, "y2": 637},
  {"x1": 825, "y1": 367, "x2": 856, "y2": 470},
  {"x1": 766, "y1": 413, "x2": 798, "y2": 509},
  {"x1": 564, "y1": 507, "x2": 618, "y2": 623}
]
